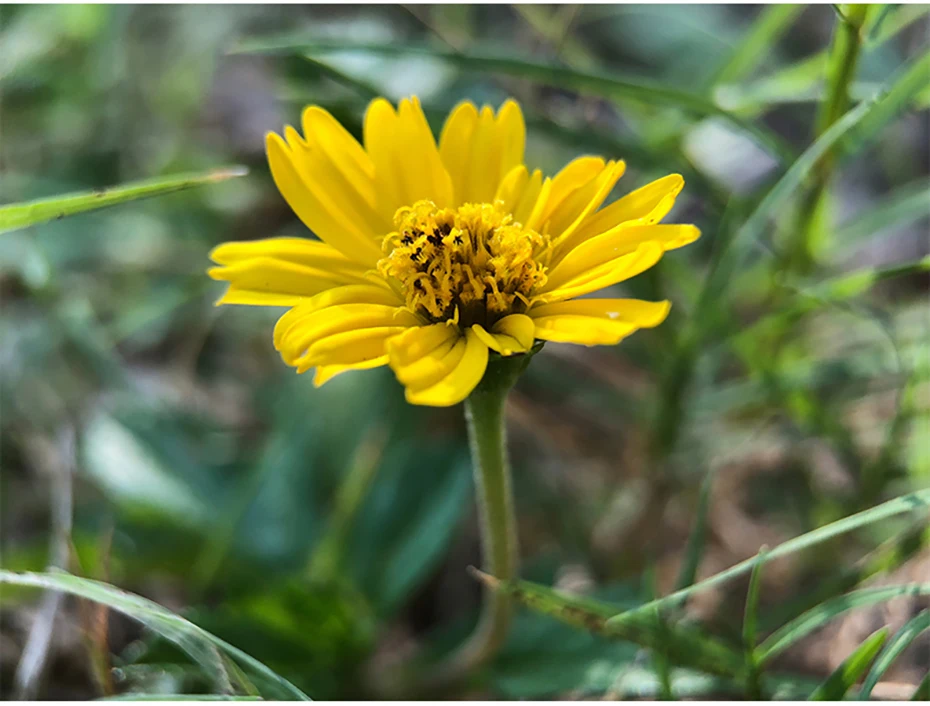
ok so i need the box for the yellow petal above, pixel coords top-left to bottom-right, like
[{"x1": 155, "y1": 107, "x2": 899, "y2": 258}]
[
  {"x1": 537, "y1": 157, "x2": 606, "y2": 227},
  {"x1": 301, "y1": 326, "x2": 409, "y2": 368},
  {"x1": 284, "y1": 125, "x2": 388, "y2": 240},
  {"x1": 397, "y1": 97, "x2": 453, "y2": 208},
  {"x1": 385, "y1": 322, "x2": 459, "y2": 367},
  {"x1": 405, "y1": 327, "x2": 489, "y2": 407},
  {"x1": 513, "y1": 169, "x2": 545, "y2": 227},
  {"x1": 440, "y1": 99, "x2": 527, "y2": 206},
  {"x1": 208, "y1": 256, "x2": 371, "y2": 308},
  {"x1": 496, "y1": 100, "x2": 526, "y2": 183},
  {"x1": 571, "y1": 174, "x2": 685, "y2": 246},
  {"x1": 491, "y1": 314, "x2": 536, "y2": 350},
  {"x1": 545, "y1": 225, "x2": 700, "y2": 290},
  {"x1": 532, "y1": 315, "x2": 639, "y2": 346},
  {"x1": 272, "y1": 285, "x2": 402, "y2": 349},
  {"x1": 494, "y1": 165, "x2": 529, "y2": 214},
  {"x1": 472, "y1": 325, "x2": 526, "y2": 356},
  {"x1": 529, "y1": 298, "x2": 671, "y2": 328},
  {"x1": 535, "y1": 241, "x2": 664, "y2": 304},
  {"x1": 209, "y1": 237, "x2": 357, "y2": 268},
  {"x1": 266, "y1": 132, "x2": 383, "y2": 265},
  {"x1": 439, "y1": 101, "x2": 479, "y2": 205},
  {"x1": 391, "y1": 335, "x2": 466, "y2": 391},
  {"x1": 313, "y1": 356, "x2": 389, "y2": 386},
  {"x1": 276, "y1": 303, "x2": 419, "y2": 365},
  {"x1": 301, "y1": 106, "x2": 376, "y2": 197},
  {"x1": 549, "y1": 160, "x2": 626, "y2": 248}
]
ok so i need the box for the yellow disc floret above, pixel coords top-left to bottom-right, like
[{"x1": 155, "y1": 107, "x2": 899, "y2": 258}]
[{"x1": 378, "y1": 200, "x2": 550, "y2": 327}]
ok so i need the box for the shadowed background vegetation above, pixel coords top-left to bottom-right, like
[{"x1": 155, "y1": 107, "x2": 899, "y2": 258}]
[{"x1": 1, "y1": 3, "x2": 928, "y2": 700}]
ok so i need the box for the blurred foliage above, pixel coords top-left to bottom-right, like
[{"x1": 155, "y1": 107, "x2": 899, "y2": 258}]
[{"x1": 1, "y1": 3, "x2": 928, "y2": 701}]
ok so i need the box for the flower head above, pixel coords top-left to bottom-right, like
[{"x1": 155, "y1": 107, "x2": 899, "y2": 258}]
[{"x1": 209, "y1": 97, "x2": 699, "y2": 406}]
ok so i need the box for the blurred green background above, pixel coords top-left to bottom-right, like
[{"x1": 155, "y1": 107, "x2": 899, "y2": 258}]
[{"x1": 1, "y1": 3, "x2": 928, "y2": 700}]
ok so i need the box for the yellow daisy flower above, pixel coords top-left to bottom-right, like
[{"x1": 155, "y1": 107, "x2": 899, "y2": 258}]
[{"x1": 209, "y1": 97, "x2": 699, "y2": 407}]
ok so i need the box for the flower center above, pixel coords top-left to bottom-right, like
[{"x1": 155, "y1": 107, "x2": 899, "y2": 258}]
[{"x1": 378, "y1": 200, "x2": 550, "y2": 327}]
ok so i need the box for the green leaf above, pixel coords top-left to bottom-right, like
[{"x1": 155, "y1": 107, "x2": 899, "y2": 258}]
[
  {"x1": 0, "y1": 570, "x2": 310, "y2": 700},
  {"x1": 231, "y1": 37, "x2": 794, "y2": 163},
  {"x1": 608, "y1": 489, "x2": 930, "y2": 622},
  {"x1": 473, "y1": 571, "x2": 746, "y2": 678},
  {"x1": 810, "y1": 628, "x2": 888, "y2": 700},
  {"x1": 0, "y1": 167, "x2": 247, "y2": 235},
  {"x1": 758, "y1": 583, "x2": 930, "y2": 665},
  {"x1": 858, "y1": 610, "x2": 930, "y2": 699}
]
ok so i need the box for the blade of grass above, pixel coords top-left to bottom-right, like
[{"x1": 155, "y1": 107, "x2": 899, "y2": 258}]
[
  {"x1": 810, "y1": 627, "x2": 889, "y2": 700},
  {"x1": 757, "y1": 583, "x2": 930, "y2": 665},
  {"x1": 0, "y1": 167, "x2": 248, "y2": 235},
  {"x1": 843, "y1": 49, "x2": 930, "y2": 155},
  {"x1": 607, "y1": 489, "x2": 930, "y2": 623},
  {"x1": 231, "y1": 37, "x2": 795, "y2": 164},
  {"x1": 760, "y1": 519, "x2": 930, "y2": 634},
  {"x1": 470, "y1": 569, "x2": 746, "y2": 678},
  {"x1": 742, "y1": 547, "x2": 768, "y2": 700},
  {"x1": 858, "y1": 610, "x2": 930, "y2": 699},
  {"x1": 0, "y1": 570, "x2": 310, "y2": 700},
  {"x1": 711, "y1": 5, "x2": 804, "y2": 86},
  {"x1": 832, "y1": 177, "x2": 930, "y2": 253}
]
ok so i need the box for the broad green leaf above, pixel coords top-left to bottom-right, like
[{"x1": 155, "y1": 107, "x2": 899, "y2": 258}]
[
  {"x1": 858, "y1": 610, "x2": 930, "y2": 699},
  {"x1": 231, "y1": 38, "x2": 794, "y2": 163},
  {"x1": 607, "y1": 489, "x2": 930, "y2": 622},
  {"x1": 0, "y1": 167, "x2": 247, "y2": 235},
  {"x1": 758, "y1": 583, "x2": 930, "y2": 665},
  {"x1": 809, "y1": 628, "x2": 888, "y2": 700},
  {"x1": 0, "y1": 570, "x2": 310, "y2": 700},
  {"x1": 473, "y1": 571, "x2": 746, "y2": 678}
]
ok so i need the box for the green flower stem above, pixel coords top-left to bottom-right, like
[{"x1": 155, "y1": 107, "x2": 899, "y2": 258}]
[{"x1": 430, "y1": 351, "x2": 535, "y2": 687}]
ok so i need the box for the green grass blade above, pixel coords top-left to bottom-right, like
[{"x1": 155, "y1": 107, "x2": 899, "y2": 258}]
[
  {"x1": 858, "y1": 610, "x2": 930, "y2": 699},
  {"x1": 231, "y1": 37, "x2": 795, "y2": 163},
  {"x1": 472, "y1": 570, "x2": 746, "y2": 678},
  {"x1": 0, "y1": 570, "x2": 310, "y2": 700},
  {"x1": 742, "y1": 547, "x2": 768, "y2": 653},
  {"x1": 833, "y1": 177, "x2": 930, "y2": 251},
  {"x1": 757, "y1": 584, "x2": 930, "y2": 665},
  {"x1": 0, "y1": 167, "x2": 248, "y2": 235},
  {"x1": 607, "y1": 489, "x2": 930, "y2": 623},
  {"x1": 698, "y1": 96, "x2": 873, "y2": 306},
  {"x1": 843, "y1": 50, "x2": 930, "y2": 154},
  {"x1": 810, "y1": 628, "x2": 889, "y2": 700},
  {"x1": 712, "y1": 5, "x2": 804, "y2": 86}
]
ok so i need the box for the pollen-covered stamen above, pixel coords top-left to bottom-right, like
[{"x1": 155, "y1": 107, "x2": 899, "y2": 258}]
[{"x1": 378, "y1": 200, "x2": 550, "y2": 326}]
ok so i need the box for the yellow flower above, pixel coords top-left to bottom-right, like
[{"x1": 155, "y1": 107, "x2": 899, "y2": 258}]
[{"x1": 209, "y1": 97, "x2": 699, "y2": 406}]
